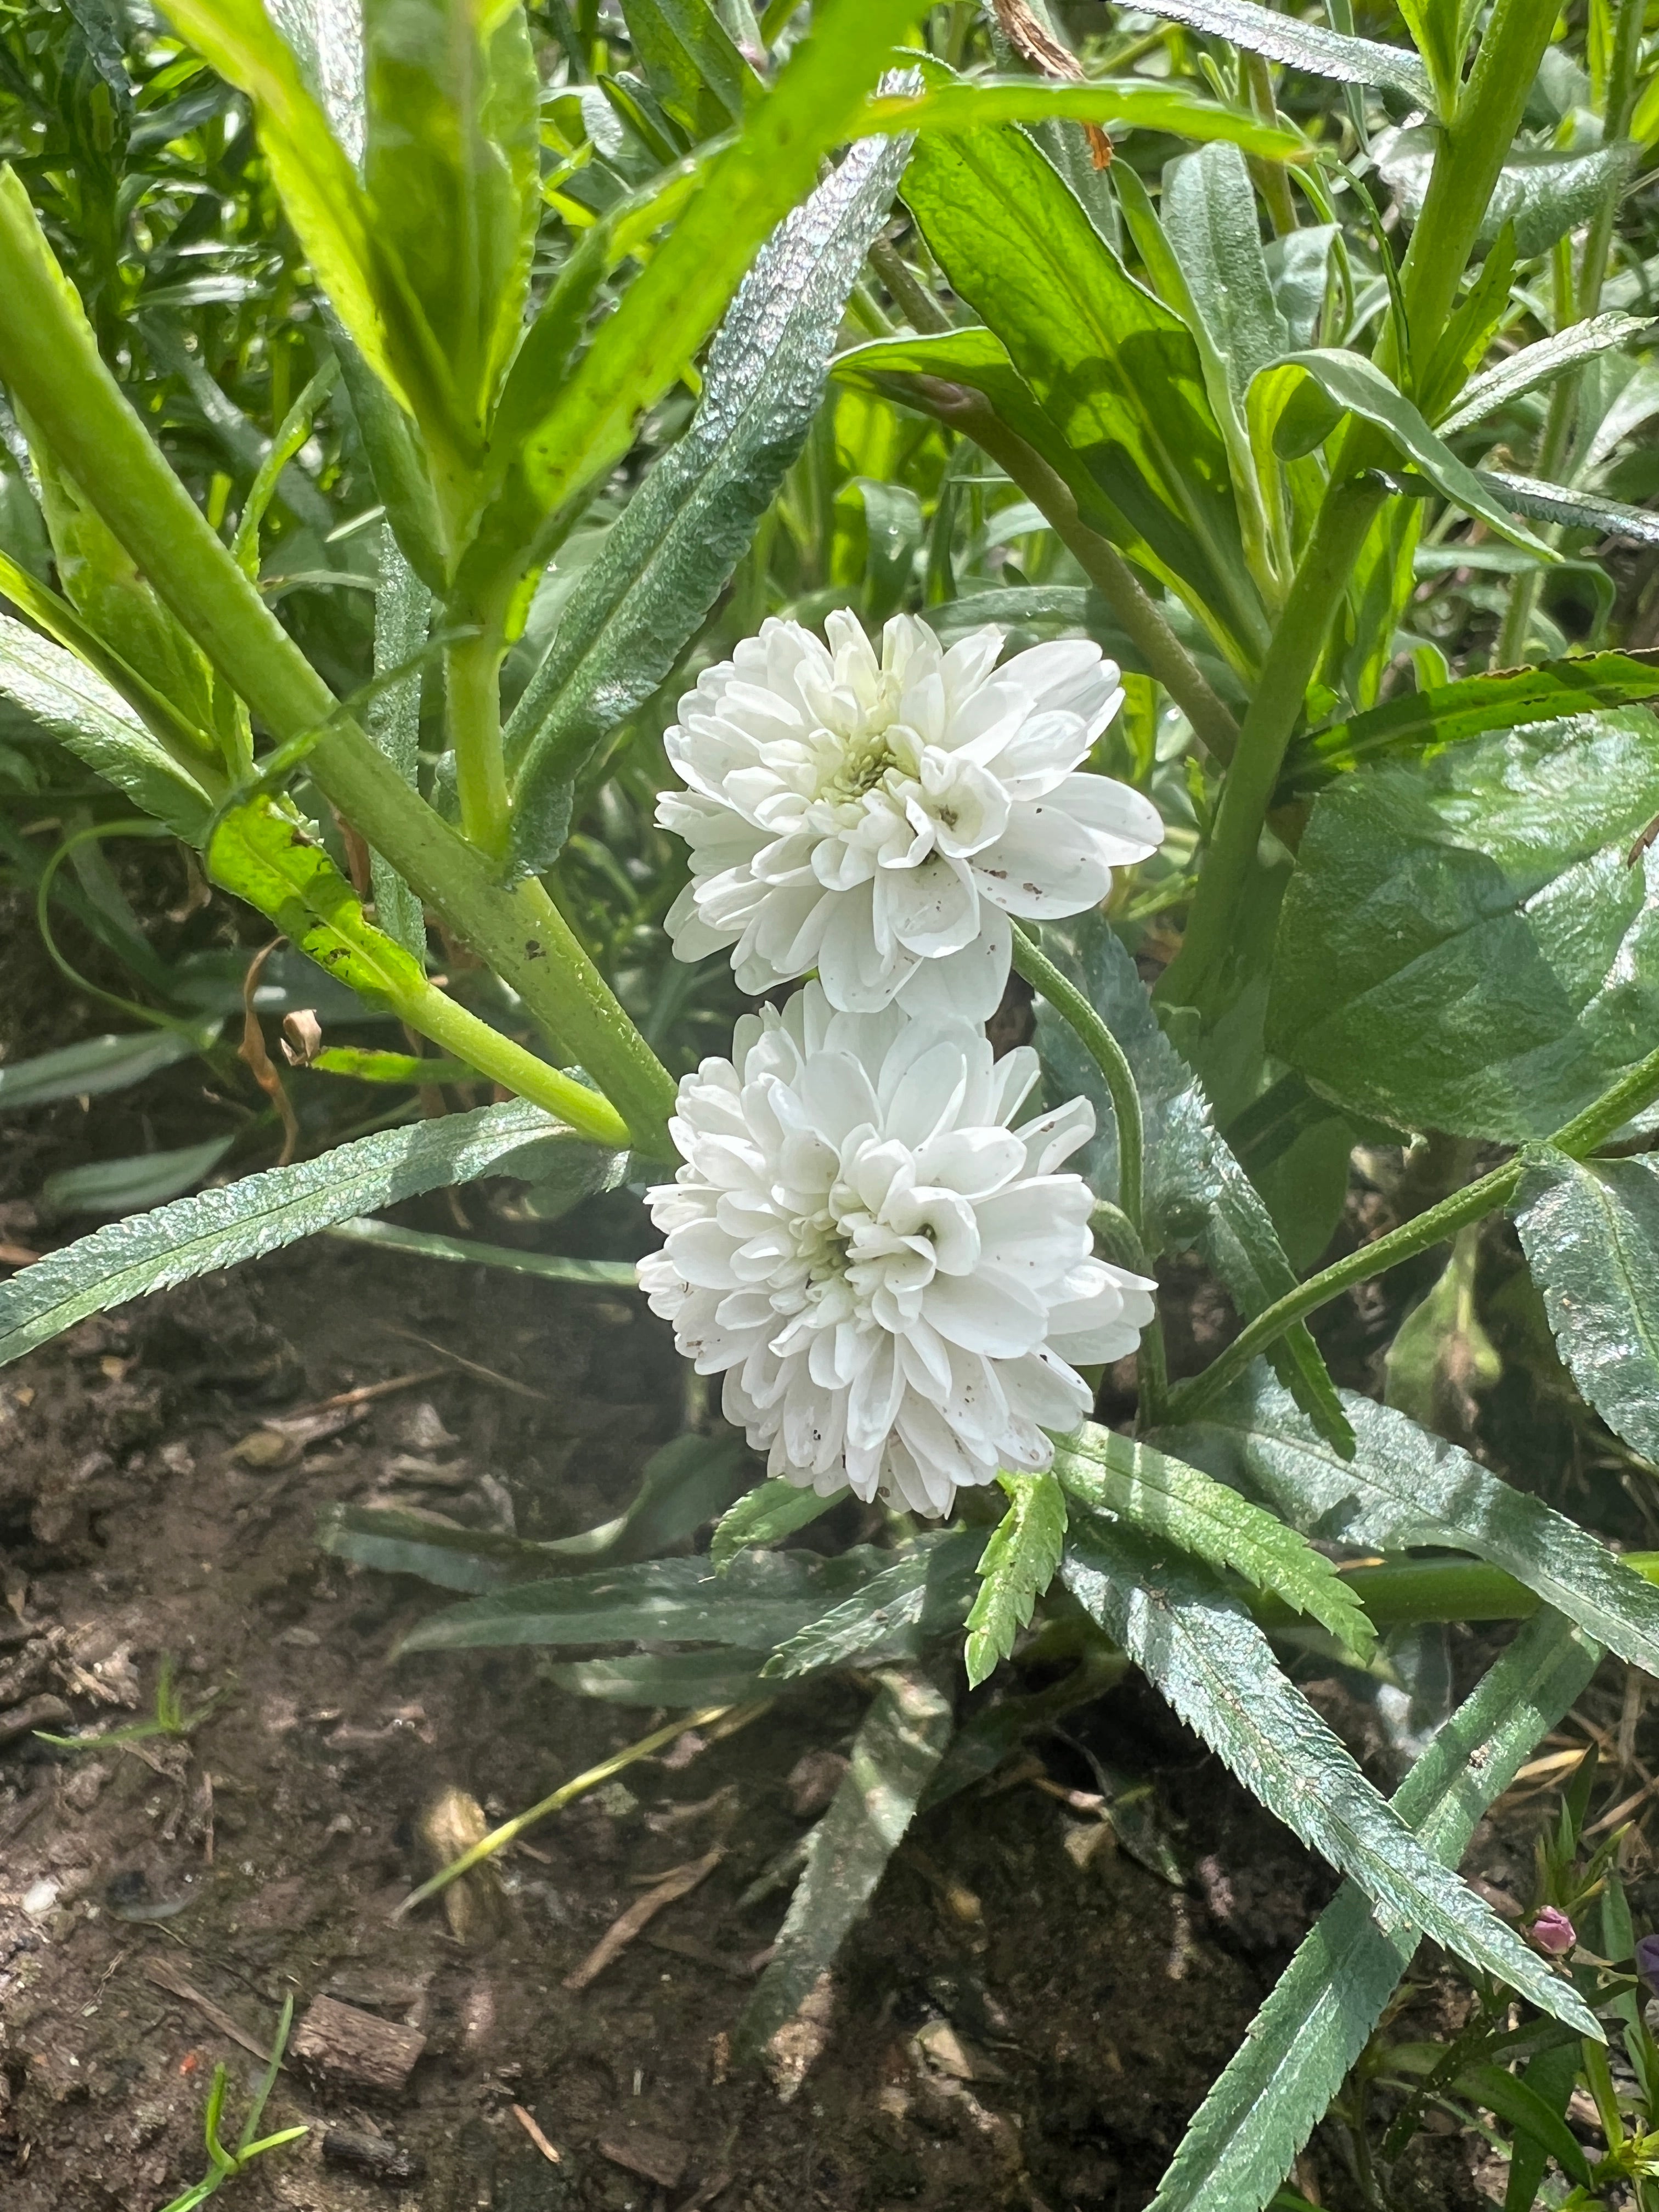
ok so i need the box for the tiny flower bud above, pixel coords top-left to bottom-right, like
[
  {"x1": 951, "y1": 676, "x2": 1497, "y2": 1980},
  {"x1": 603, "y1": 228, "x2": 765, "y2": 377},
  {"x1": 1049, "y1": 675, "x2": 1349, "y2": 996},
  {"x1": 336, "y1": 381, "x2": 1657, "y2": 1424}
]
[
  {"x1": 1530, "y1": 1907, "x2": 1576, "y2": 1957},
  {"x1": 1637, "y1": 1932, "x2": 1659, "y2": 1992}
]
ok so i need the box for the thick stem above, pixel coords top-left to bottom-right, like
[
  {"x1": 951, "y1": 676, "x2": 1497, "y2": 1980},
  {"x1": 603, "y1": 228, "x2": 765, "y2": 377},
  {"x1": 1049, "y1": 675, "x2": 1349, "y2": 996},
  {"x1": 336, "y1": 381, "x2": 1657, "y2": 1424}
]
[
  {"x1": 1012, "y1": 924, "x2": 1144, "y2": 1237},
  {"x1": 1158, "y1": 477, "x2": 1381, "y2": 1006},
  {"x1": 1171, "y1": 1036, "x2": 1659, "y2": 1419},
  {"x1": 446, "y1": 629, "x2": 512, "y2": 857},
  {"x1": 1251, "y1": 1550, "x2": 1659, "y2": 1633},
  {"x1": 923, "y1": 380, "x2": 1243, "y2": 764},
  {"x1": 0, "y1": 170, "x2": 679, "y2": 1156},
  {"x1": 394, "y1": 972, "x2": 632, "y2": 1148}
]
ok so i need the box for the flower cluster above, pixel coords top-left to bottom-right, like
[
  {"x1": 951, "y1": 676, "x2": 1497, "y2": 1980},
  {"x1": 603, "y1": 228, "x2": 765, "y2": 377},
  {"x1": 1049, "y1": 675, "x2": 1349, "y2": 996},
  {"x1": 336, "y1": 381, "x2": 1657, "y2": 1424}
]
[{"x1": 643, "y1": 612, "x2": 1163, "y2": 1516}]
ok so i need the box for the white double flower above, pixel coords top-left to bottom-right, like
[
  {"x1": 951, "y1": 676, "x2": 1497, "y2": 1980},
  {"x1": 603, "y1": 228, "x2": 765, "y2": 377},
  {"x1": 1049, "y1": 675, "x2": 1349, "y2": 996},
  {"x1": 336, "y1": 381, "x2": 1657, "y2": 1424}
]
[
  {"x1": 658, "y1": 610, "x2": 1163, "y2": 1020},
  {"x1": 645, "y1": 612, "x2": 1164, "y2": 1519}
]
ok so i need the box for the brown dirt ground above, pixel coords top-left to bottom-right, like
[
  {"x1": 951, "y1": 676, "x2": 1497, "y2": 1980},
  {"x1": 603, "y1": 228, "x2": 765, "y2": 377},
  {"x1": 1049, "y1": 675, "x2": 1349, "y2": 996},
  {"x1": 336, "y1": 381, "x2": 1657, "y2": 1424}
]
[{"x1": 0, "y1": 899, "x2": 1644, "y2": 2212}]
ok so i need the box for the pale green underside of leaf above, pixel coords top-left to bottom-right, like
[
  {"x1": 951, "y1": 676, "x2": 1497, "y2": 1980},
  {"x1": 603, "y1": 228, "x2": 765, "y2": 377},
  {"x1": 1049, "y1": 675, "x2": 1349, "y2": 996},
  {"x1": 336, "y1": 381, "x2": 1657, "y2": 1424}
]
[
  {"x1": 1482, "y1": 468, "x2": 1659, "y2": 548},
  {"x1": 1053, "y1": 1424, "x2": 1374, "y2": 1658},
  {"x1": 1061, "y1": 1514, "x2": 1599, "y2": 2036},
  {"x1": 1440, "y1": 312, "x2": 1652, "y2": 435},
  {"x1": 0, "y1": 1100, "x2": 616, "y2": 1369},
  {"x1": 1147, "y1": 1610, "x2": 1600, "y2": 2212},
  {"x1": 1515, "y1": 1148, "x2": 1659, "y2": 1465},
  {"x1": 0, "y1": 1029, "x2": 205, "y2": 1111},
  {"x1": 1104, "y1": 0, "x2": 1434, "y2": 106},
  {"x1": 1161, "y1": 1370, "x2": 1659, "y2": 1676}
]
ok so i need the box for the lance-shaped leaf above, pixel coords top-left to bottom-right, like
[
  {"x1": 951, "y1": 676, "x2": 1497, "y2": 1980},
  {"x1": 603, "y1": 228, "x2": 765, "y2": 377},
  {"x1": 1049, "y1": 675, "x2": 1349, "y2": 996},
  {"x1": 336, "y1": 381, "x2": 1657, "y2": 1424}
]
[
  {"x1": 0, "y1": 1029, "x2": 207, "y2": 1111},
  {"x1": 861, "y1": 76, "x2": 1308, "y2": 157},
  {"x1": 0, "y1": 1098, "x2": 615, "y2": 1369},
  {"x1": 1032, "y1": 914, "x2": 1352, "y2": 1452},
  {"x1": 1440, "y1": 313, "x2": 1654, "y2": 435},
  {"x1": 1480, "y1": 469, "x2": 1659, "y2": 549},
  {"x1": 362, "y1": 0, "x2": 540, "y2": 426},
  {"x1": 1285, "y1": 649, "x2": 1659, "y2": 792},
  {"x1": 1060, "y1": 1514, "x2": 1600, "y2": 2036},
  {"x1": 517, "y1": 0, "x2": 928, "y2": 526},
  {"x1": 548, "y1": 1650, "x2": 772, "y2": 1706},
  {"x1": 1053, "y1": 1424, "x2": 1374, "y2": 1658},
  {"x1": 0, "y1": 610, "x2": 216, "y2": 839},
  {"x1": 963, "y1": 1471, "x2": 1067, "y2": 1688},
  {"x1": 622, "y1": 0, "x2": 762, "y2": 134},
  {"x1": 712, "y1": 1479, "x2": 845, "y2": 1571},
  {"x1": 504, "y1": 126, "x2": 910, "y2": 872},
  {"x1": 1266, "y1": 710, "x2": 1659, "y2": 1139},
  {"x1": 1379, "y1": 126, "x2": 1640, "y2": 261},
  {"x1": 1515, "y1": 1148, "x2": 1659, "y2": 1465},
  {"x1": 762, "y1": 1532, "x2": 983, "y2": 1678},
  {"x1": 1102, "y1": 0, "x2": 1433, "y2": 105},
  {"x1": 159, "y1": 0, "x2": 427, "y2": 421},
  {"x1": 1256, "y1": 350, "x2": 1550, "y2": 553},
  {"x1": 737, "y1": 1669, "x2": 953, "y2": 2066},
  {"x1": 1146, "y1": 1609, "x2": 1600, "y2": 2212},
  {"x1": 899, "y1": 119, "x2": 1266, "y2": 666},
  {"x1": 44, "y1": 1137, "x2": 237, "y2": 1216},
  {"x1": 1160, "y1": 1370, "x2": 1659, "y2": 1676}
]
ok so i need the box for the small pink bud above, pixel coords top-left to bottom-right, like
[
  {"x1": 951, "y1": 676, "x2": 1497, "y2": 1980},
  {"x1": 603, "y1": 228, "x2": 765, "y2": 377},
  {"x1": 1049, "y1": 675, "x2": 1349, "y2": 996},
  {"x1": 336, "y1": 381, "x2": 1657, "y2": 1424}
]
[{"x1": 1531, "y1": 1907, "x2": 1576, "y2": 1957}]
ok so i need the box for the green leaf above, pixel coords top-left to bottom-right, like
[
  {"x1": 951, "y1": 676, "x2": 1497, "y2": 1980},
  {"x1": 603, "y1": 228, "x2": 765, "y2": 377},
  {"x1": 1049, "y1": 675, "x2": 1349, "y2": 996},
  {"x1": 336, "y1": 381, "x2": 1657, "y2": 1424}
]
[
  {"x1": 898, "y1": 120, "x2": 1265, "y2": 665},
  {"x1": 1480, "y1": 467, "x2": 1659, "y2": 550},
  {"x1": 30, "y1": 442, "x2": 220, "y2": 737},
  {"x1": 517, "y1": 0, "x2": 927, "y2": 527},
  {"x1": 42, "y1": 1136, "x2": 235, "y2": 1216},
  {"x1": 366, "y1": 522, "x2": 431, "y2": 961},
  {"x1": 361, "y1": 0, "x2": 540, "y2": 425},
  {"x1": 324, "y1": 1215, "x2": 638, "y2": 1281},
  {"x1": 1453, "y1": 2063, "x2": 1593, "y2": 2190},
  {"x1": 761, "y1": 1532, "x2": 983, "y2": 1678},
  {"x1": 963, "y1": 1470, "x2": 1067, "y2": 1688},
  {"x1": 399, "y1": 1542, "x2": 921, "y2": 1654},
  {"x1": 1383, "y1": 1223, "x2": 1501, "y2": 1437},
  {"x1": 620, "y1": 0, "x2": 761, "y2": 136},
  {"x1": 320, "y1": 1430, "x2": 752, "y2": 1593},
  {"x1": 1060, "y1": 1513, "x2": 1600, "y2": 2037},
  {"x1": 158, "y1": 0, "x2": 421, "y2": 417},
  {"x1": 1104, "y1": 0, "x2": 1434, "y2": 106},
  {"x1": 736, "y1": 1668, "x2": 953, "y2": 2063},
  {"x1": 1256, "y1": 350, "x2": 1550, "y2": 552},
  {"x1": 0, "y1": 1097, "x2": 607, "y2": 1369},
  {"x1": 1144, "y1": 1609, "x2": 1598, "y2": 2212},
  {"x1": 1161, "y1": 1370, "x2": 1659, "y2": 1677},
  {"x1": 1285, "y1": 650, "x2": 1659, "y2": 792},
  {"x1": 1514, "y1": 1148, "x2": 1659, "y2": 1465},
  {"x1": 1032, "y1": 913, "x2": 1352, "y2": 1453},
  {"x1": 1163, "y1": 142, "x2": 1290, "y2": 419},
  {"x1": 1267, "y1": 711, "x2": 1659, "y2": 1138},
  {"x1": 546, "y1": 1650, "x2": 772, "y2": 1706},
  {"x1": 1379, "y1": 126, "x2": 1640, "y2": 260},
  {"x1": 206, "y1": 797, "x2": 430, "y2": 1010},
  {"x1": 504, "y1": 127, "x2": 910, "y2": 871},
  {"x1": 1052, "y1": 1424, "x2": 1374, "y2": 1658},
  {"x1": 1440, "y1": 312, "x2": 1653, "y2": 435},
  {"x1": 863, "y1": 76, "x2": 1308, "y2": 159},
  {"x1": 0, "y1": 1028, "x2": 206, "y2": 1111},
  {"x1": 710, "y1": 1479, "x2": 846, "y2": 1571}
]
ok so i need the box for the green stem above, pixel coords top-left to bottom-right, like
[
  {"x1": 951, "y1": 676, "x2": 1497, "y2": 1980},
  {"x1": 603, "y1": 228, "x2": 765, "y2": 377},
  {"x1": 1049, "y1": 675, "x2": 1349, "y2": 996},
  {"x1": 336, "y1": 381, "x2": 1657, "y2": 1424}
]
[
  {"x1": 923, "y1": 380, "x2": 1243, "y2": 765},
  {"x1": 445, "y1": 629, "x2": 512, "y2": 857},
  {"x1": 394, "y1": 970, "x2": 632, "y2": 1148},
  {"x1": 1012, "y1": 923, "x2": 1143, "y2": 1237},
  {"x1": 1251, "y1": 1549, "x2": 1659, "y2": 1633},
  {"x1": 0, "y1": 168, "x2": 679, "y2": 1158},
  {"x1": 1172, "y1": 1037, "x2": 1659, "y2": 1420},
  {"x1": 1158, "y1": 477, "x2": 1382, "y2": 1006}
]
